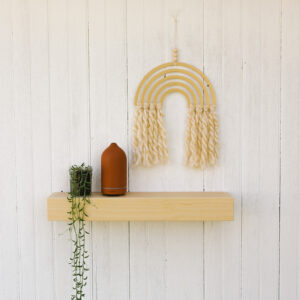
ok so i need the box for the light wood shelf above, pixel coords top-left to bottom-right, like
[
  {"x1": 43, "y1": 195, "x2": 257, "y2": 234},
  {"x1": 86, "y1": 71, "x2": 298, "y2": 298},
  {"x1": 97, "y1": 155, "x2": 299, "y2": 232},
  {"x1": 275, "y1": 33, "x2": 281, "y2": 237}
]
[{"x1": 47, "y1": 192, "x2": 234, "y2": 221}]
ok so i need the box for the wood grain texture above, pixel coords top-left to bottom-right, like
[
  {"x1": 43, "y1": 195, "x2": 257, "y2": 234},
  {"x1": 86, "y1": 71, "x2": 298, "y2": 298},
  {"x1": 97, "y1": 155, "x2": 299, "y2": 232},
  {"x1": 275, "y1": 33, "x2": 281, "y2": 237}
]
[
  {"x1": 127, "y1": 0, "x2": 169, "y2": 298},
  {"x1": 67, "y1": 1, "x2": 93, "y2": 298},
  {"x1": 0, "y1": 1, "x2": 20, "y2": 299},
  {"x1": 88, "y1": 0, "x2": 129, "y2": 298},
  {"x1": 280, "y1": 0, "x2": 300, "y2": 299},
  {"x1": 47, "y1": 192, "x2": 234, "y2": 221},
  {"x1": 241, "y1": 0, "x2": 281, "y2": 299},
  {"x1": 163, "y1": 2, "x2": 206, "y2": 299},
  {"x1": 29, "y1": 0, "x2": 54, "y2": 298},
  {"x1": 48, "y1": 0, "x2": 71, "y2": 297},
  {"x1": 12, "y1": 0, "x2": 36, "y2": 297},
  {"x1": 203, "y1": 0, "x2": 242, "y2": 299},
  {"x1": 127, "y1": 0, "x2": 207, "y2": 296}
]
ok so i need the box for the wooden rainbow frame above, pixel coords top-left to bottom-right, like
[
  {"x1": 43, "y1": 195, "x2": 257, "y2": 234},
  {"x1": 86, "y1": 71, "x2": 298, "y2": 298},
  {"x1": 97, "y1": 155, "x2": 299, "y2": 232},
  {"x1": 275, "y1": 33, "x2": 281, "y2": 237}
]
[{"x1": 132, "y1": 49, "x2": 219, "y2": 169}]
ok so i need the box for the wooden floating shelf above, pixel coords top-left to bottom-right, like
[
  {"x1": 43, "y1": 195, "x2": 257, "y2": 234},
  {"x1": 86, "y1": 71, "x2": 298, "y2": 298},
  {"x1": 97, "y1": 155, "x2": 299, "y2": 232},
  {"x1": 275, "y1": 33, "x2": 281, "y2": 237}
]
[{"x1": 47, "y1": 192, "x2": 234, "y2": 221}]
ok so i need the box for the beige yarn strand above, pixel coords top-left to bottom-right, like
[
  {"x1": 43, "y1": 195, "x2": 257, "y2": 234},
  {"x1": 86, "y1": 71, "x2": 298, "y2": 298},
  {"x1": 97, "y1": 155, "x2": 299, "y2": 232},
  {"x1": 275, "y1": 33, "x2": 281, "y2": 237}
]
[
  {"x1": 141, "y1": 105, "x2": 151, "y2": 166},
  {"x1": 211, "y1": 106, "x2": 219, "y2": 164},
  {"x1": 206, "y1": 107, "x2": 216, "y2": 166},
  {"x1": 133, "y1": 106, "x2": 143, "y2": 166},
  {"x1": 156, "y1": 104, "x2": 168, "y2": 163},
  {"x1": 195, "y1": 105, "x2": 203, "y2": 167},
  {"x1": 200, "y1": 107, "x2": 208, "y2": 168},
  {"x1": 184, "y1": 107, "x2": 193, "y2": 165},
  {"x1": 133, "y1": 104, "x2": 218, "y2": 168},
  {"x1": 148, "y1": 104, "x2": 159, "y2": 165},
  {"x1": 189, "y1": 106, "x2": 199, "y2": 167}
]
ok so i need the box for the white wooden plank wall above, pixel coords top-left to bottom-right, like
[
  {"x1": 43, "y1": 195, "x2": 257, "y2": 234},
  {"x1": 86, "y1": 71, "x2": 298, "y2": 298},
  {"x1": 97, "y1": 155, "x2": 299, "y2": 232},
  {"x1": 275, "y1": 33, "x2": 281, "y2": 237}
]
[
  {"x1": 89, "y1": 0, "x2": 129, "y2": 298},
  {"x1": 280, "y1": 0, "x2": 300, "y2": 299},
  {"x1": 203, "y1": 0, "x2": 242, "y2": 299},
  {"x1": 0, "y1": 0, "x2": 299, "y2": 299}
]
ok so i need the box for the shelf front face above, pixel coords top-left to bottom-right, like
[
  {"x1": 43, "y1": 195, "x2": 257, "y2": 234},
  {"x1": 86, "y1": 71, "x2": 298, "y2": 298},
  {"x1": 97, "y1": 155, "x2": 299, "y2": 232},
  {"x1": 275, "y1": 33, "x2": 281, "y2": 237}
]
[{"x1": 47, "y1": 192, "x2": 234, "y2": 221}]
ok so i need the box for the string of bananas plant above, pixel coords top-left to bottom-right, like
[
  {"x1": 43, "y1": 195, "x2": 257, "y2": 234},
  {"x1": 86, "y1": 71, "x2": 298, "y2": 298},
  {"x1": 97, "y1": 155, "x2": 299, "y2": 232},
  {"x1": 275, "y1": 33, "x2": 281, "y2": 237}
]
[{"x1": 68, "y1": 164, "x2": 92, "y2": 300}]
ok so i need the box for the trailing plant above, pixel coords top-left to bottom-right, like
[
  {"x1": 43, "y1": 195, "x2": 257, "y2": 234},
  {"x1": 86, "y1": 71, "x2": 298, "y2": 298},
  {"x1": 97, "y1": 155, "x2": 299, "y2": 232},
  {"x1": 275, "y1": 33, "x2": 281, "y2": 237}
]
[{"x1": 68, "y1": 163, "x2": 92, "y2": 300}]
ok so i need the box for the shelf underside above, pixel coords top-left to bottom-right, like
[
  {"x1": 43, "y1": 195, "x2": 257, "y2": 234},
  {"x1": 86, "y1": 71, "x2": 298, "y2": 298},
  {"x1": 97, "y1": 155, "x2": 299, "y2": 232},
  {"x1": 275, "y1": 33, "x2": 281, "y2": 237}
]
[{"x1": 47, "y1": 192, "x2": 234, "y2": 221}]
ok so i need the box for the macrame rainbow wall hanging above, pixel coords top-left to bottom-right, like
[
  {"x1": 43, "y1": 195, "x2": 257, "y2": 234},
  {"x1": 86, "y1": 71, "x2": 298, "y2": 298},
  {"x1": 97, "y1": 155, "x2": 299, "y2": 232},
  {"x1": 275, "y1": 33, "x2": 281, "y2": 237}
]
[{"x1": 133, "y1": 24, "x2": 219, "y2": 169}]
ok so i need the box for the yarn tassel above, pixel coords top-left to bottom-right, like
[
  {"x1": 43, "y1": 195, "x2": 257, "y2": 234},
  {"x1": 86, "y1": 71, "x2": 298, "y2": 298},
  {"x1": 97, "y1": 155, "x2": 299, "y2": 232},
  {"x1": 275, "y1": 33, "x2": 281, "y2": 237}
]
[
  {"x1": 184, "y1": 106, "x2": 193, "y2": 165},
  {"x1": 185, "y1": 106, "x2": 199, "y2": 168},
  {"x1": 141, "y1": 105, "x2": 151, "y2": 166},
  {"x1": 148, "y1": 104, "x2": 159, "y2": 165},
  {"x1": 133, "y1": 105, "x2": 143, "y2": 166},
  {"x1": 211, "y1": 106, "x2": 219, "y2": 165},
  {"x1": 195, "y1": 105, "x2": 203, "y2": 168},
  {"x1": 134, "y1": 103, "x2": 218, "y2": 169},
  {"x1": 156, "y1": 103, "x2": 168, "y2": 164},
  {"x1": 199, "y1": 106, "x2": 208, "y2": 168},
  {"x1": 133, "y1": 104, "x2": 168, "y2": 167},
  {"x1": 206, "y1": 107, "x2": 216, "y2": 166}
]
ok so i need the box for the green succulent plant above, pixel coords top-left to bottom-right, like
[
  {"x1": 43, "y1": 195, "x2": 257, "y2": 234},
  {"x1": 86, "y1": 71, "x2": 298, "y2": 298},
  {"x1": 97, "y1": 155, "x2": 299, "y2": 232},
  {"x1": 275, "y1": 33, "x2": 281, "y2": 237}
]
[{"x1": 68, "y1": 163, "x2": 92, "y2": 300}]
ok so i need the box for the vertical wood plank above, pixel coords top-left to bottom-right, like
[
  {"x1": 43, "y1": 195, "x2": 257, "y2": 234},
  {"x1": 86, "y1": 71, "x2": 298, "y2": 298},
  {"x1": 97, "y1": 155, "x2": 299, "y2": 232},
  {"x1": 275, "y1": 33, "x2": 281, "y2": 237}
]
[
  {"x1": 203, "y1": 0, "x2": 242, "y2": 299},
  {"x1": 280, "y1": 0, "x2": 300, "y2": 299},
  {"x1": 89, "y1": 0, "x2": 129, "y2": 299},
  {"x1": 127, "y1": 0, "x2": 168, "y2": 298},
  {"x1": 12, "y1": 0, "x2": 36, "y2": 297},
  {"x1": 67, "y1": 2, "x2": 92, "y2": 298},
  {"x1": 164, "y1": 0, "x2": 205, "y2": 299},
  {"x1": 29, "y1": 0, "x2": 54, "y2": 298},
  {"x1": 48, "y1": 0, "x2": 72, "y2": 297},
  {"x1": 241, "y1": 0, "x2": 281, "y2": 299},
  {"x1": 203, "y1": 0, "x2": 225, "y2": 299},
  {"x1": 0, "y1": 0, "x2": 20, "y2": 299},
  {"x1": 49, "y1": 0, "x2": 92, "y2": 298},
  {"x1": 127, "y1": 0, "x2": 204, "y2": 299}
]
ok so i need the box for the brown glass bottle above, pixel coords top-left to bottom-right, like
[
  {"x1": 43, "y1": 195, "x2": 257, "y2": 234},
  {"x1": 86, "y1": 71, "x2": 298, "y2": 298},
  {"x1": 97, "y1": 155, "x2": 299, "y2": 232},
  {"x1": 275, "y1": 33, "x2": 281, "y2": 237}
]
[{"x1": 101, "y1": 143, "x2": 127, "y2": 195}]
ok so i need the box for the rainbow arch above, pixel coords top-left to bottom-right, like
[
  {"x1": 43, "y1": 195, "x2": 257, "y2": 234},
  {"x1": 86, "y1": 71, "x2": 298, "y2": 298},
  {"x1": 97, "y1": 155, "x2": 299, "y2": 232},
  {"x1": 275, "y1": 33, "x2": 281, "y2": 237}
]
[{"x1": 134, "y1": 62, "x2": 216, "y2": 108}]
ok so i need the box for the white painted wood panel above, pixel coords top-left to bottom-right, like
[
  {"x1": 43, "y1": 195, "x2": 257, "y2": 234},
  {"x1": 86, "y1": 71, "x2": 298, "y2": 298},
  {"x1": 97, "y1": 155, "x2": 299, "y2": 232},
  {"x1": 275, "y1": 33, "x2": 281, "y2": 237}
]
[
  {"x1": 127, "y1": 0, "x2": 205, "y2": 298},
  {"x1": 280, "y1": 0, "x2": 300, "y2": 299},
  {"x1": 241, "y1": 0, "x2": 281, "y2": 299},
  {"x1": 48, "y1": 0, "x2": 73, "y2": 297},
  {"x1": 49, "y1": 0, "x2": 93, "y2": 297},
  {"x1": 127, "y1": 0, "x2": 169, "y2": 298},
  {"x1": 0, "y1": 0, "x2": 299, "y2": 299},
  {"x1": 12, "y1": 0, "x2": 36, "y2": 298},
  {"x1": 29, "y1": 0, "x2": 55, "y2": 298},
  {"x1": 0, "y1": 1, "x2": 20, "y2": 299},
  {"x1": 163, "y1": 1, "x2": 205, "y2": 299},
  {"x1": 89, "y1": 0, "x2": 129, "y2": 299},
  {"x1": 67, "y1": 1, "x2": 93, "y2": 299},
  {"x1": 203, "y1": 0, "x2": 242, "y2": 299}
]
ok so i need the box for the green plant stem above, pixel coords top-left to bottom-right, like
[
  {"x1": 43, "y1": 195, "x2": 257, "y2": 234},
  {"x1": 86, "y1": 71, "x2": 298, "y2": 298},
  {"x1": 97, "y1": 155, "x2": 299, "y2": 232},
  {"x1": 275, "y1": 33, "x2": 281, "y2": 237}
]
[{"x1": 68, "y1": 164, "x2": 91, "y2": 300}]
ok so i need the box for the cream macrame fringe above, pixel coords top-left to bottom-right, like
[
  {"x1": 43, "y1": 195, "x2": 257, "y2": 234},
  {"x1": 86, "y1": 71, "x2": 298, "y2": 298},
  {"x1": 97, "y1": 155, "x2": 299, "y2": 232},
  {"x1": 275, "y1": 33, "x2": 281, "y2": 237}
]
[
  {"x1": 185, "y1": 105, "x2": 219, "y2": 168},
  {"x1": 133, "y1": 104, "x2": 218, "y2": 168},
  {"x1": 133, "y1": 104, "x2": 168, "y2": 167}
]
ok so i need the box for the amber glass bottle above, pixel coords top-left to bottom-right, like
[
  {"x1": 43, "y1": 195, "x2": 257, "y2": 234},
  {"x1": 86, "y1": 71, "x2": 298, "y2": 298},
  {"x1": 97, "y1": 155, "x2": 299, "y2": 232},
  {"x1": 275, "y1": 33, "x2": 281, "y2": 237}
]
[{"x1": 101, "y1": 143, "x2": 127, "y2": 195}]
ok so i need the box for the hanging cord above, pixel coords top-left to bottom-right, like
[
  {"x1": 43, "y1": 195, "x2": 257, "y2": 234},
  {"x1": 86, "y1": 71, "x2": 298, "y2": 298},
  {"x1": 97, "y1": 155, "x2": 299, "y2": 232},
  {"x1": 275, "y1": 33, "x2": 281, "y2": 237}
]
[{"x1": 172, "y1": 15, "x2": 178, "y2": 62}]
